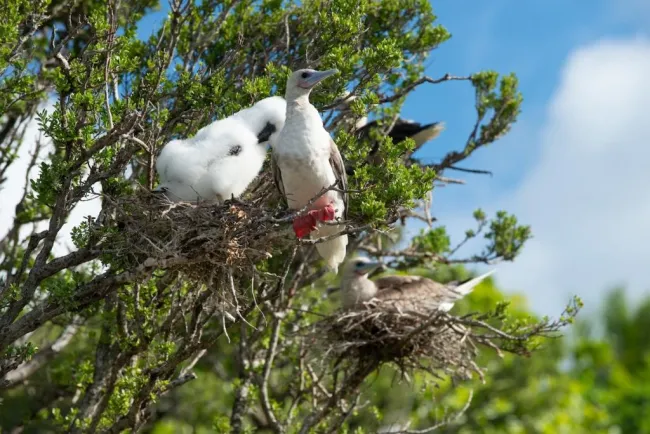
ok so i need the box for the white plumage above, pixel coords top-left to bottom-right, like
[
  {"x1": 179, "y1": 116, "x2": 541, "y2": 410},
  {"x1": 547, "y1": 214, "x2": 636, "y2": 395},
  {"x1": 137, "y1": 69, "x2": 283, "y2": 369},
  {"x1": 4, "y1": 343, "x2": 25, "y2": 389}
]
[
  {"x1": 155, "y1": 96, "x2": 286, "y2": 203},
  {"x1": 271, "y1": 69, "x2": 348, "y2": 273}
]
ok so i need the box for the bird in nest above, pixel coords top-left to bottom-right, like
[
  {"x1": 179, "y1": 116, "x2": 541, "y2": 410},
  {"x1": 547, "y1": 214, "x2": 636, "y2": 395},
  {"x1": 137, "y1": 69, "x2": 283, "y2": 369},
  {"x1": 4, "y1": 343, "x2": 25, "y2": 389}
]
[
  {"x1": 336, "y1": 93, "x2": 445, "y2": 176},
  {"x1": 271, "y1": 68, "x2": 348, "y2": 273},
  {"x1": 338, "y1": 256, "x2": 495, "y2": 314},
  {"x1": 154, "y1": 96, "x2": 286, "y2": 203}
]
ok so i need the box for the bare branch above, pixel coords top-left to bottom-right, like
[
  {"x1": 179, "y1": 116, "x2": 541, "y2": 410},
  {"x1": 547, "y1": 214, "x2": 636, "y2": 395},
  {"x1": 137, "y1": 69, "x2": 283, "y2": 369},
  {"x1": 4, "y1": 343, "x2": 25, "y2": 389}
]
[
  {"x1": 378, "y1": 74, "x2": 471, "y2": 104},
  {"x1": 393, "y1": 390, "x2": 474, "y2": 433}
]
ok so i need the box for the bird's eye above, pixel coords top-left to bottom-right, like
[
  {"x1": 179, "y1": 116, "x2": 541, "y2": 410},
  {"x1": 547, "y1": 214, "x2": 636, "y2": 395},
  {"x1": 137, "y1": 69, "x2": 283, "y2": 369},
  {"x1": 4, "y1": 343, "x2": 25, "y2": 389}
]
[
  {"x1": 301, "y1": 72, "x2": 310, "y2": 79},
  {"x1": 355, "y1": 262, "x2": 364, "y2": 268}
]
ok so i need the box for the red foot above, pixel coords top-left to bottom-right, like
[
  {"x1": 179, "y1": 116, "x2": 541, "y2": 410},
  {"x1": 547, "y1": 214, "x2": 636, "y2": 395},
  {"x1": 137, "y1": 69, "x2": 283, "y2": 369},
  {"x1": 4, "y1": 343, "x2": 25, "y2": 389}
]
[
  {"x1": 317, "y1": 203, "x2": 336, "y2": 222},
  {"x1": 293, "y1": 213, "x2": 317, "y2": 239},
  {"x1": 292, "y1": 204, "x2": 337, "y2": 239}
]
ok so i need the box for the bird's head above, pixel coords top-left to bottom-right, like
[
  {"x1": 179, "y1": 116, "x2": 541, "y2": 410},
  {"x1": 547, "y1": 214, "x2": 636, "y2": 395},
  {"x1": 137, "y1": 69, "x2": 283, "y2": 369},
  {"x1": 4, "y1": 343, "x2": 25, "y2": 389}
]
[
  {"x1": 229, "y1": 96, "x2": 287, "y2": 147},
  {"x1": 251, "y1": 96, "x2": 287, "y2": 146},
  {"x1": 285, "y1": 68, "x2": 338, "y2": 100},
  {"x1": 339, "y1": 256, "x2": 383, "y2": 308},
  {"x1": 342, "y1": 256, "x2": 383, "y2": 278}
]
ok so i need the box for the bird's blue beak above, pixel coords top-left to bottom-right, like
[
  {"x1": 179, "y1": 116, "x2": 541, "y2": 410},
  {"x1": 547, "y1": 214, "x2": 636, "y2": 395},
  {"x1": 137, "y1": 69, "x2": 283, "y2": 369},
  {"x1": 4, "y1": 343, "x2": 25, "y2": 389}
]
[
  {"x1": 304, "y1": 69, "x2": 338, "y2": 87},
  {"x1": 356, "y1": 261, "x2": 382, "y2": 274}
]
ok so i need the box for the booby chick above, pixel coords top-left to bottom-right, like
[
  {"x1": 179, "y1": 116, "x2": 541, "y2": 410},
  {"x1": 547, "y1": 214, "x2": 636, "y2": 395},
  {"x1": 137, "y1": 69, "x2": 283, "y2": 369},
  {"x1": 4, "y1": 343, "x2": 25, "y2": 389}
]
[
  {"x1": 271, "y1": 68, "x2": 348, "y2": 272},
  {"x1": 340, "y1": 257, "x2": 495, "y2": 313},
  {"x1": 155, "y1": 96, "x2": 286, "y2": 202}
]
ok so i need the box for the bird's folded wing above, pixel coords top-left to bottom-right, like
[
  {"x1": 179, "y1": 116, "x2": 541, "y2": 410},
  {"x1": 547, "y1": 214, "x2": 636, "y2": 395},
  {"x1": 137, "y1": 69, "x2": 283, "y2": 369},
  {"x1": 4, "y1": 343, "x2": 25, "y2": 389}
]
[
  {"x1": 329, "y1": 137, "x2": 348, "y2": 220},
  {"x1": 374, "y1": 275, "x2": 425, "y2": 291},
  {"x1": 270, "y1": 152, "x2": 287, "y2": 205},
  {"x1": 374, "y1": 275, "x2": 450, "y2": 304}
]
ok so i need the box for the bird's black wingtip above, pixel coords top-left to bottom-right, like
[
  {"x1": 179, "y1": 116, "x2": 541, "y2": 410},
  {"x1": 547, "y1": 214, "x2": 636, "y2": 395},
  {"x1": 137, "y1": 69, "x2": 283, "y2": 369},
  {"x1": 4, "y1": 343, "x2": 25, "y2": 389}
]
[{"x1": 257, "y1": 122, "x2": 277, "y2": 143}]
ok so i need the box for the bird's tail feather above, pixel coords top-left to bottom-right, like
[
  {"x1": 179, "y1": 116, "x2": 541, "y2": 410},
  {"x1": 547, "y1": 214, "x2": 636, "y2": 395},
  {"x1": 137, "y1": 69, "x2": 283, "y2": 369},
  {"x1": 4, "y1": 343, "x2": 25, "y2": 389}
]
[
  {"x1": 312, "y1": 224, "x2": 348, "y2": 274},
  {"x1": 452, "y1": 269, "x2": 496, "y2": 297},
  {"x1": 412, "y1": 122, "x2": 445, "y2": 149}
]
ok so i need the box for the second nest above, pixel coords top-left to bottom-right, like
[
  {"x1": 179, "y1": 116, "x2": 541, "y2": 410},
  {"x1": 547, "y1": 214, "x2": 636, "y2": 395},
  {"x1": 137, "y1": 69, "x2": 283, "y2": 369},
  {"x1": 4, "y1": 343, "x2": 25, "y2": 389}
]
[{"x1": 318, "y1": 306, "x2": 493, "y2": 382}]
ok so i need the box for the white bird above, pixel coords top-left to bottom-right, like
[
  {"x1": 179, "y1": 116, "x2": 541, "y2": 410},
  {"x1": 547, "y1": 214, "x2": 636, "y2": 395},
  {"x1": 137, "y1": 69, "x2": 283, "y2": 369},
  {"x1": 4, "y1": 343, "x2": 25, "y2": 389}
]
[
  {"x1": 271, "y1": 69, "x2": 348, "y2": 273},
  {"x1": 155, "y1": 96, "x2": 286, "y2": 203},
  {"x1": 339, "y1": 257, "x2": 495, "y2": 313}
]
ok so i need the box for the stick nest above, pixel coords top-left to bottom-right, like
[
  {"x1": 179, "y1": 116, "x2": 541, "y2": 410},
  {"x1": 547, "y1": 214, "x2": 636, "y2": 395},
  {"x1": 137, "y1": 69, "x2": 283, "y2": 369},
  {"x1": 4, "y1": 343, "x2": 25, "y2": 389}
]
[
  {"x1": 314, "y1": 301, "x2": 574, "y2": 383},
  {"x1": 105, "y1": 191, "x2": 292, "y2": 283},
  {"x1": 318, "y1": 308, "x2": 482, "y2": 381}
]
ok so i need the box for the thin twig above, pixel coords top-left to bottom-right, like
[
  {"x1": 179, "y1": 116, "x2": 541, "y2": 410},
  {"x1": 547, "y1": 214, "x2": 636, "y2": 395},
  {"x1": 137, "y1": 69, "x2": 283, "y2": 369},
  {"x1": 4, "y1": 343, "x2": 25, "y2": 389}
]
[
  {"x1": 394, "y1": 390, "x2": 474, "y2": 433},
  {"x1": 448, "y1": 165, "x2": 493, "y2": 176},
  {"x1": 259, "y1": 316, "x2": 284, "y2": 433}
]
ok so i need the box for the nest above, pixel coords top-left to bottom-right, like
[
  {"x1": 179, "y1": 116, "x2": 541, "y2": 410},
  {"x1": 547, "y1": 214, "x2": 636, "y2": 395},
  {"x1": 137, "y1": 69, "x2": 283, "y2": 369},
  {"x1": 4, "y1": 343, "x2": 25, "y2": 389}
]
[
  {"x1": 104, "y1": 191, "x2": 293, "y2": 282},
  {"x1": 314, "y1": 295, "x2": 580, "y2": 386},
  {"x1": 318, "y1": 307, "x2": 484, "y2": 382}
]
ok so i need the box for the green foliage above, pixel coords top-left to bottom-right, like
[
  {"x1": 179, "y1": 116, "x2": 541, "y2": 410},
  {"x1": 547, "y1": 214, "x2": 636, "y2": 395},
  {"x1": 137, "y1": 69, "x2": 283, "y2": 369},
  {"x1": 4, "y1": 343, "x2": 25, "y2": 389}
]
[
  {"x1": 0, "y1": 0, "x2": 49, "y2": 115},
  {"x1": 482, "y1": 210, "x2": 532, "y2": 261},
  {"x1": 571, "y1": 289, "x2": 650, "y2": 433},
  {"x1": 412, "y1": 226, "x2": 451, "y2": 255},
  {"x1": 471, "y1": 71, "x2": 523, "y2": 146},
  {"x1": 351, "y1": 159, "x2": 436, "y2": 223},
  {"x1": 3, "y1": 341, "x2": 38, "y2": 365}
]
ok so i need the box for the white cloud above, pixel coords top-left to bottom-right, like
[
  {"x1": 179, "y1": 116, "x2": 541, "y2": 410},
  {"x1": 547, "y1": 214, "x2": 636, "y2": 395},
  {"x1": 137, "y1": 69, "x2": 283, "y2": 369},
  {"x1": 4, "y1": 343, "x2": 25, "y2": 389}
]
[{"x1": 491, "y1": 37, "x2": 650, "y2": 315}]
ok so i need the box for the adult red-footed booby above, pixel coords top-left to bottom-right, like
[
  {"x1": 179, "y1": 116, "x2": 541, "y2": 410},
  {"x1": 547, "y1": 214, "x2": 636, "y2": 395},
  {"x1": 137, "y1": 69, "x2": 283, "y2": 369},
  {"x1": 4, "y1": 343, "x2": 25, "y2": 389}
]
[
  {"x1": 339, "y1": 257, "x2": 495, "y2": 313},
  {"x1": 155, "y1": 96, "x2": 286, "y2": 202},
  {"x1": 271, "y1": 68, "x2": 348, "y2": 272}
]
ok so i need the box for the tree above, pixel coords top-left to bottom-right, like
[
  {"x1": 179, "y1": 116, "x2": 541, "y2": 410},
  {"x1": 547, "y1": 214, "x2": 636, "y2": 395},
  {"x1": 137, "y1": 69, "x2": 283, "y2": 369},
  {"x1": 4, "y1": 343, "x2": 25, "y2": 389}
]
[{"x1": 0, "y1": 0, "x2": 572, "y2": 432}]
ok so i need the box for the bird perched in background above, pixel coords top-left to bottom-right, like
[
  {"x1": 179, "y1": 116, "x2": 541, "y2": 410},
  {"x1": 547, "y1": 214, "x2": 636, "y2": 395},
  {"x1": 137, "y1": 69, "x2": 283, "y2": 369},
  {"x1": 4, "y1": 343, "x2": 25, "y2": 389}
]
[
  {"x1": 336, "y1": 93, "x2": 444, "y2": 176},
  {"x1": 155, "y1": 96, "x2": 286, "y2": 202},
  {"x1": 271, "y1": 68, "x2": 348, "y2": 273},
  {"x1": 339, "y1": 256, "x2": 495, "y2": 313}
]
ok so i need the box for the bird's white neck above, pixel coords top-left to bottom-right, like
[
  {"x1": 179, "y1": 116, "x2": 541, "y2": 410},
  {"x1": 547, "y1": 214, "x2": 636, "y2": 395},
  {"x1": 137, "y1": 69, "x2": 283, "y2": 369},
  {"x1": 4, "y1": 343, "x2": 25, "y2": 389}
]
[
  {"x1": 341, "y1": 275, "x2": 378, "y2": 307},
  {"x1": 284, "y1": 95, "x2": 324, "y2": 131},
  {"x1": 286, "y1": 94, "x2": 313, "y2": 112}
]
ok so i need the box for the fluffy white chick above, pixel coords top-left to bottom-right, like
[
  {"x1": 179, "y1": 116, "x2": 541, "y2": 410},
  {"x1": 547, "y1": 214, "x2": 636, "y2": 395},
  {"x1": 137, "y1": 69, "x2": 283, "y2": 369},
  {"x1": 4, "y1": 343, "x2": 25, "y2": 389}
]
[{"x1": 155, "y1": 96, "x2": 286, "y2": 203}]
